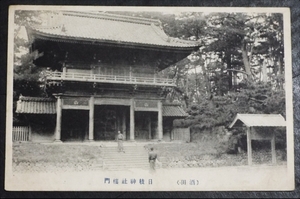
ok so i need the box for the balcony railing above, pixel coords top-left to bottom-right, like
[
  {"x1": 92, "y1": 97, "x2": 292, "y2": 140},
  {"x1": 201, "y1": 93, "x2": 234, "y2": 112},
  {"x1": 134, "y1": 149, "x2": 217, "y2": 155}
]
[{"x1": 45, "y1": 71, "x2": 176, "y2": 86}]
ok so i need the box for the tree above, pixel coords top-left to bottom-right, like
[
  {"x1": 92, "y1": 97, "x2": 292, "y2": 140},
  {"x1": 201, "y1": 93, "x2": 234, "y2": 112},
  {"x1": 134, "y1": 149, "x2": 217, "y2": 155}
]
[
  {"x1": 13, "y1": 10, "x2": 49, "y2": 125},
  {"x1": 13, "y1": 10, "x2": 47, "y2": 101}
]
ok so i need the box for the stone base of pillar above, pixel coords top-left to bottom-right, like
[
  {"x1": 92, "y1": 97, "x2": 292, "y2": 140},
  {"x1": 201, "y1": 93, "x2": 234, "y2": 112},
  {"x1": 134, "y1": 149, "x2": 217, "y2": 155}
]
[
  {"x1": 86, "y1": 139, "x2": 95, "y2": 142},
  {"x1": 151, "y1": 139, "x2": 163, "y2": 142},
  {"x1": 53, "y1": 139, "x2": 63, "y2": 143},
  {"x1": 128, "y1": 139, "x2": 136, "y2": 142}
]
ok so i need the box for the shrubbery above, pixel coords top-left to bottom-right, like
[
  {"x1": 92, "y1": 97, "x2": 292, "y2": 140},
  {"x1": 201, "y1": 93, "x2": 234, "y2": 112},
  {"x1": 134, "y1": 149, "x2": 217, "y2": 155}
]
[{"x1": 173, "y1": 81, "x2": 286, "y2": 154}]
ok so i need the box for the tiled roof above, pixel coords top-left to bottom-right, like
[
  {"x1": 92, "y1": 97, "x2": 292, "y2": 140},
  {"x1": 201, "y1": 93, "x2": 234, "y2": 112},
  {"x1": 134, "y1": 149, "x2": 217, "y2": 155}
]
[
  {"x1": 15, "y1": 95, "x2": 188, "y2": 117},
  {"x1": 162, "y1": 104, "x2": 188, "y2": 117},
  {"x1": 229, "y1": 114, "x2": 286, "y2": 128},
  {"x1": 18, "y1": 96, "x2": 56, "y2": 102},
  {"x1": 28, "y1": 11, "x2": 200, "y2": 48},
  {"x1": 16, "y1": 96, "x2": 56, "y2": 114}
]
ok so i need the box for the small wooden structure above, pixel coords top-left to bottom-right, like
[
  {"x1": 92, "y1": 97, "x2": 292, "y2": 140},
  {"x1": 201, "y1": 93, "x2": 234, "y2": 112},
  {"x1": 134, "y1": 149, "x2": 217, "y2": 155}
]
[{"x1": 229, "y1": 114, "x2": 286, "y2": 165}]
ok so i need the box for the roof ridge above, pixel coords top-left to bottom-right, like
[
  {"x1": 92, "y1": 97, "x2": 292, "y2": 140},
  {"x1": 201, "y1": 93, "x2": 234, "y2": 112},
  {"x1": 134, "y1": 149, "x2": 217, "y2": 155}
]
[
  {"x1": 238, "y1": 113, "x2": 283, "y2": 116},
  {"x1": 162, "y1": 102, "x2": 183, "y2": 106},
  {"x1": 62, "y1": 11, "x2": 162, "y2": 26},
  {"x1": 19, "y1": 96, "x2": 56, "y2": 102}
]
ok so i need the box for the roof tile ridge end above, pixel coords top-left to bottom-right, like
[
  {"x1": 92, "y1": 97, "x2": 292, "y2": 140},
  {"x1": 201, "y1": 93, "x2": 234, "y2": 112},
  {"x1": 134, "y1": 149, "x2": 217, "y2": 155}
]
[
  {"x1": 169, "y1": 37, "x2": 199, "y2": 45},
  {"x1": 150, "y1": 23, "x2": 200, "y2": 46},
  {"x1": 150, "y1": 23, "x2": 170, "y2": 42}
]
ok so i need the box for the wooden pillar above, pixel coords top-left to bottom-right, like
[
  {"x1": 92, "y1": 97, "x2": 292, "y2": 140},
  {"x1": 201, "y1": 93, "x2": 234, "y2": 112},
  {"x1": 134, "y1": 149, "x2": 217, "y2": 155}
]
[
  {"x1": 247, "y1": 127, "x2": 252, "y2": 165},
  {"x1": 28, "y1": 124, "x2": 32, "y2": 141},
  {"x1": 116, "y1": 107, "x2": 120, "y2": 131},
  {"x1": 271, "y1": 132, "x2": 277, "y2": 165},
  {"x1": 129, "y1": 66, "x2": 132, "y2": 81},
  {"x1": 148, "y1": 115, "x2": 152, "y2": 139},
  {"x1": 130, "y1": 99, "x2": 135, "y2": 140},
  {"x1": 62, "y1": 66, "x2": 66, "y2": 78},
  {"x1": 171, "y1": 126, "x2": 174, "y2": 140},
  {"x1": 158, "y1": 101, "x2": 163, "y2": 140},
  {"x1": 122, "y1": 108, "x2": 126, "y2": 140},
  {"x1": 55, "y1": 97, "x2": 62, "y2": 142},
  {"x1": 89, "y1": 96, "x2": 94, "y2": 141}
]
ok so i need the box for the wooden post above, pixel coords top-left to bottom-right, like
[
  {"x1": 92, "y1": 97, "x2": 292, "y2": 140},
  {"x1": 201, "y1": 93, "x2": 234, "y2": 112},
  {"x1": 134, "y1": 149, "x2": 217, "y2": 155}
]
[
  {"x1": 158, "y1": 101, "x2": 163, "y2": 140},
  {"x1": 55, "y1": 97, "x2": 62, "y2": 142},
  {"x1": 122, "y1": 108, "x2": 126, "y2": 140},
  {"x1": 247, "y1": 127, "x2": 252, "y2": 165},
  {"x1": 28, "y1": 125, "x2": 32, "y2": 141},
  {"x1": 129, "y1": 66, "x2": 132, "y2": 82},
  {"x1": 130, "y1": 99, "x2": 135, "y2": 141},
  {"x1": 271, "y1": 131, "x2": 277, "y2": 165},
  {"x1": 62, "y1": 66, "x2": 66, "y2": 78},
  {"x1": 89, "y1": 96, "x2": 94, "y2": 141},
  {"x1": 148, "y1": 115, "x2": 152, "y2": 139},
  {"x1": 262, "y1": 60, "x2": 267, "y2": 83}
]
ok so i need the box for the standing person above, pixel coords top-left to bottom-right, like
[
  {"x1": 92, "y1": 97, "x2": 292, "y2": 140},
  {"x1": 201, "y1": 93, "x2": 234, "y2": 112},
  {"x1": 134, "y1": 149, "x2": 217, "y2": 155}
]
[
  {"x1": 148, "y1": 147, "x2": 157, "y2": 172},
  {"x1": 117, "y1": 131, "x2": 125, "y2": 153}
]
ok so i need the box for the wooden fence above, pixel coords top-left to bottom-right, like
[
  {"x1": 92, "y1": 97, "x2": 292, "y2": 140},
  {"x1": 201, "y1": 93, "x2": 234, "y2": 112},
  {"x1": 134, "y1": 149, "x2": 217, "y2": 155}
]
[
  {"x1": 13, "y1": 126, "x2": 31, "y2": 142},
  {"x1": 171, "y1": 127, "x2": 190, "y2": 142}
]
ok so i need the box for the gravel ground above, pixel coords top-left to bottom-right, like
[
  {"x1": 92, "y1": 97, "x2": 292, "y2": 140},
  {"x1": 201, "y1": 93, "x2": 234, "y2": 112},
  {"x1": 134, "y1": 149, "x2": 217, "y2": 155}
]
[
  {"x1": 11, "y1": 142, "x2": 287, "y2": 173},
  {"x1": 159, "y1": 150, "x2": 287, "y2": 168},
  {"x1": 8, "y1": 142, "x2": 293, "y2": 192},
  {"x1": 12, "y1": 142, "x2": 104, "y2": 172}
]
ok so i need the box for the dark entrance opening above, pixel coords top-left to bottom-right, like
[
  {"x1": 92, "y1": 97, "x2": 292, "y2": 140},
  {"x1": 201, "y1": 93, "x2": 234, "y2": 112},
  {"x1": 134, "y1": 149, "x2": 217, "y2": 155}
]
[
  {"x1": 94, "y1": 105, "x2": 129, "y2": 141},
  {"x1": 61, "y1": 110, "x2": 89, "y2": 141},
  {"x1": 135, "y1": 111, "x2": 158, "y2": 140}
]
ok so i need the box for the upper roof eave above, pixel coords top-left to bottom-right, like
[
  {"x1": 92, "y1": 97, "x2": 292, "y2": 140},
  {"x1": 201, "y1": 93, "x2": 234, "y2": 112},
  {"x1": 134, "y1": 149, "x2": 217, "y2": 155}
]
[{"x1": 62, "y1": 10, "x2": 162, "y2": 26}]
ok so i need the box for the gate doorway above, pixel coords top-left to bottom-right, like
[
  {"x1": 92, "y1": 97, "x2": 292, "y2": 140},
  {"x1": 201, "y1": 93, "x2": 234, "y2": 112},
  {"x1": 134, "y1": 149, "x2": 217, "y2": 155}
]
[
  {"x1": 94, "y1": 105, "x2": 129, "y2": 141},
  {"x1": 61, "y1": 110, "x2": 89, "y2": 141},
  {"x1": 134, "y1": 111, "x2": 158, "y2": 140}
]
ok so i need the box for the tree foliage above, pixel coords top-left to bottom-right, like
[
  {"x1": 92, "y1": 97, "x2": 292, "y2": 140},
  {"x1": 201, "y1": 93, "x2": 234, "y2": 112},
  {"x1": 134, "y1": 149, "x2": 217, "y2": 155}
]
[{"x1": 13, "y1": 11, "x2": 48, "y2": 102}]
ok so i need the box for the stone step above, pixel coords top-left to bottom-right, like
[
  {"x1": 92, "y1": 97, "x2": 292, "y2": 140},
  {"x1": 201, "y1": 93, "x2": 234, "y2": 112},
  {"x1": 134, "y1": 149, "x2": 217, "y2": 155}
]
[
  {"x1": 102, "y1": 149, "x2": 148, "y2": 153},
  {"x1": 102, "y1": 150, "x2": 148, "y2": 152},
  {"x1": 104, "y1": 159, "x2": 148, "y2": 164},
  {"x1": 102, "y1": 145, "x2": 149, "y2": 170},
  {"x1": 104, "y1": 156, "x2": 147, "y2": 159},
  {"x1": 104, "y1": 164, "x2": 150, "y2": 170},
  {"x1": 105, "y1": 165, "x2": 149, "y2": 169},
  {"x1": 102, "y1": 153, "x2": 148, "y2": 156},
  {"x1": 104, "y1": 162, "x2": 149, "y2": 166},
  {"x1": 104, "y1": 153, "x2": 147, "y2": 156},
  {"x1": 104, "y1": 159, "x2": 147, "y2": 162},
  {"x1": 102, "y1": 152, "x2": 147, "y2": 156},
  {"x1": 102, "y1": 152, "x2": 147, "y2": 155},
  {"x1": 101, "y1": 146, "x2": 148, "y2": 149}
]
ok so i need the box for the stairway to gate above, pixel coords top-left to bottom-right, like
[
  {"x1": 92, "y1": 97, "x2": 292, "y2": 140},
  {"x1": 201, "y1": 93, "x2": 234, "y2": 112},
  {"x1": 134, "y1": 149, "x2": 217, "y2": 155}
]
[{"x1": 102, "y1": 145, "x2": 149, "y2": 171}]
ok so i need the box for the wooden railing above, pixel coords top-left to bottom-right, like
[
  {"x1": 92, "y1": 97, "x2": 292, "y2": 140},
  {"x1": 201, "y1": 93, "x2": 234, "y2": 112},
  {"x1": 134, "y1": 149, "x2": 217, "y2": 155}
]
[
  {"x1": 46, "y1": 71, "x2": 175, "y2": 86},
  {"x1": 13, "y1": 126, "x2": 31, "y2": 142}
]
